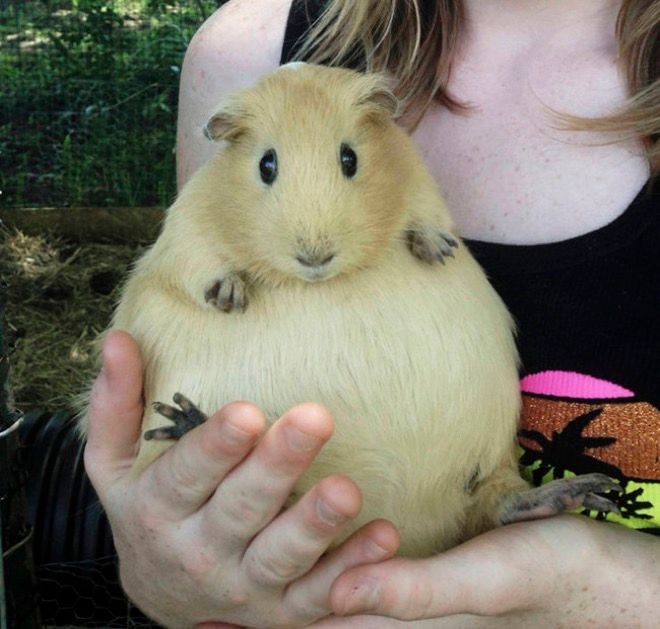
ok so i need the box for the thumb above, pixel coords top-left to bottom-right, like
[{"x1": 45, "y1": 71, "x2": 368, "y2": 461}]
[
  {"x1": 84, "y1": 330, "x2": 144, "y2": 496},
  {"x1": 330, "y1": 524, "x2": 546, "y2": 620}
]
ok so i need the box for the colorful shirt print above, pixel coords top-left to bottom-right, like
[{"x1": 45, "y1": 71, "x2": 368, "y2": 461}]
[{"x1": 519, "y1": 371, "x2": 660, "y2": 533}]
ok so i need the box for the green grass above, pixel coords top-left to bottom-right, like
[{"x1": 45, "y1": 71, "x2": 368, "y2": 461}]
[{"x1": 1, "y1": 0, "x2": 224, "y2": 208}]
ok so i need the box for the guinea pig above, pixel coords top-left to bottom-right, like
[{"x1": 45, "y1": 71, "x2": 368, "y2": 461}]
[{"x1": 81, "y1": 63, "x2": 620, "y2": 557}]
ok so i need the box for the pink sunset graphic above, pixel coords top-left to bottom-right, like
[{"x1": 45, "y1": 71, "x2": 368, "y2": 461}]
[
  {"x1": 517, "y1": 370, "x2": 660, "y2": 509},
  {"x1": 520, "y1": 371, "x2": 635, "y2": 400}
]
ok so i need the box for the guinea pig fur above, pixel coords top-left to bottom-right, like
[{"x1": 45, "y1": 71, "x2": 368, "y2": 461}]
[{"x1": 80, "y1": 64, "x2": 617, "y2": 557}]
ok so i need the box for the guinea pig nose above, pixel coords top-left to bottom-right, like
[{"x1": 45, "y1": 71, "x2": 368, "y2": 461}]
[{"x1": 296, "y1": 252, "x2": 336, "y2": 267}]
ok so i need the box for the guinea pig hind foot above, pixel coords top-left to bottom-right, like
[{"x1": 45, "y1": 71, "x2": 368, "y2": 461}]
[
  {"x1": 144, "y1": 393, "x2": 208, "y2": 440},
  {"x1": 497, "y1": 473, "x2": 623, "y2": 525},
  {"x1": 406, "y1": 227, "x2": 459, "y2": 264}
]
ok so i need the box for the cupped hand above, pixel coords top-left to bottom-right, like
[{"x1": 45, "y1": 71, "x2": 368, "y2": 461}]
[
  {"x1": 324, "y1": 512, "x2": 660, "y2": 627},
  {"x1": 84, "y1": 330, "x2": 399, "y2": 629}
]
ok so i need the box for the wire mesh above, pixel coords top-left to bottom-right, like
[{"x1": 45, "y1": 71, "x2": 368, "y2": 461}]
[
  {"x1": 19, "y1": 409, "x2": 160, "y2": 627},
  {"x1": 1, "y1": 282, "x2": 41, "y2": 628},
  {"x1": 36, "y1": 556, "x2": 157, "y2": 628},
  {"x1": 3, "y1": 2, "x2": 228, "y2": 625},
  {"x1": 1, "y1": 0, "x2": 226, "y2": 209}
]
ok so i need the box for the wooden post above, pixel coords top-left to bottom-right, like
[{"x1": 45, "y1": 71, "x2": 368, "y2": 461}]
[{"x1": 0, "y1": 207, "x2": 164, "y2": 244}]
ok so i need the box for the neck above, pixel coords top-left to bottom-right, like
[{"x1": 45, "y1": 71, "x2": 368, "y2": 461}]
[{"x1": 461, "y1": 0, "x2": 622, "y2": 49}]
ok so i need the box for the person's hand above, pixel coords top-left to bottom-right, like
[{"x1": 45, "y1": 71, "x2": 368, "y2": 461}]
[
  {"x1": 321, "y1": 514, "x2": 660, "y2": 628},
  {"x1": 84, "y1": 330, "x2": 399, "y2": 629}
]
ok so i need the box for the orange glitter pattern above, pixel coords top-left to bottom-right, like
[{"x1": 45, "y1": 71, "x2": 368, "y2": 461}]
[{"x1": 519, "y1": 395, "x2": 660, "y2": 482}]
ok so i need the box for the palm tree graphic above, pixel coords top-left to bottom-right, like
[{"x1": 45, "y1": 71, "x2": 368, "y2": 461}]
[
  {"x1": 519, "y1": 406, "x2": 657, "y2": 522},
  {"x1": 518, "y1": 407, "x2": 622, "y2": 485}
]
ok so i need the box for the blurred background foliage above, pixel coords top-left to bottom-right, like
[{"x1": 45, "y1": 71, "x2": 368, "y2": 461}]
[{"x1": 1, "y1": 0, "x2": 226, "y2": 208}]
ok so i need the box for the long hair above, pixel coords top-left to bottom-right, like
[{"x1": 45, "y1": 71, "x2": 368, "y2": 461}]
[{"x1": 297, "y1": 0, "x2": 659, "y2": 172}]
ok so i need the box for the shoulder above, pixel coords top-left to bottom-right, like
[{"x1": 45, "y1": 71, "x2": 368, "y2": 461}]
[
  {"x1": 176, "y1": 0, "x2": 294, "y2": 187},
  {"x1": 187, "y1": 0, "x2": 293, "y2": 77}
]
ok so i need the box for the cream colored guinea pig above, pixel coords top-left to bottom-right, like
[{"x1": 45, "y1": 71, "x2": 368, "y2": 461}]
[{"x1": 82, "y1": 63, "x2": 619, "y2": 557}]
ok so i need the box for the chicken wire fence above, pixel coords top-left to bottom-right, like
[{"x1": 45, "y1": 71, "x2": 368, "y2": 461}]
[
  {"x1": 1, "y1": 0, "x2": 225, "y2": 210},
  {"x1": 2, "y1": 2, "x2": 226, "y2": 626},
  {"x1": 34, "y1": 556, "x2": 156, "y2": 628},
  {"x1": 15, "y1": 408, "x2": 161, "y2": 628},
  {"x1": 2, "y1": 361, "x2": 161, "y2": 627}
]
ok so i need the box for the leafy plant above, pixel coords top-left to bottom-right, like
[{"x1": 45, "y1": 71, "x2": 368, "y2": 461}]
[{"x1": 1, "y1": 0, "x2": 225, "y2": 208}]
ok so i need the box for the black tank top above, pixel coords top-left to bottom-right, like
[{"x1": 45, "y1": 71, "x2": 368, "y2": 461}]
[{"x1": 281, "y1": 0, "x2": 660, "y2": 533}]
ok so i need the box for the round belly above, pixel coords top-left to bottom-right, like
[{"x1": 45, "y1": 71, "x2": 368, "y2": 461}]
[{"x1": 137, "y1": 247, "x2": 520, "y2": 554}]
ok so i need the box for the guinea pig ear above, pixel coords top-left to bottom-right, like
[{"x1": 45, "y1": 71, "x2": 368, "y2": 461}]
[
  {"x1": 356, "y1": 75, "x2": 399, "y2": 118},
  {"x1": 203, "y1": 102, "x2": 246, "y2": 142}
]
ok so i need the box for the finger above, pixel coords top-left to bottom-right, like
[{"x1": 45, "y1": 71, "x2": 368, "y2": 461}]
[
  {"x1": 284, "y1": 518, "x2": 400, "y2": 620},
  {"x1": 207, "y1": 403, "x2": 334, "y2": 545},
  {"x1": 242, "y1": 474, "x2": 362, "y2": 591},
  {"x1": 84, "y1": 330, "x2": 144, "y2": 497},
  {"x1": 330, "y1": 525, "x2": 542, "y2": 619},
  {"x1": 141, "y1": 401, "x2": 265, "y2": 521},
  {"x1": 311, "y1": 616, "x2": 411, "y2": 628}
]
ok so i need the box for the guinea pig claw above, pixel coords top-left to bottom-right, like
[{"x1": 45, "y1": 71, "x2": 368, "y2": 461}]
[
  {"x1": 144, "y1": 393, "x2": 208, "y2": 441},
  {"x1": 204, "y1": 272, "x2": 247, "y2": 313},
  {"x1": 581, "y1": 493, "x2": 621, "y2": 514},
  {"x1": 406, "y1": 228, "x2": 459, "y2": 264},
  {"x1": 497, "y1": 473, "x2": 623, "y2": 524}
]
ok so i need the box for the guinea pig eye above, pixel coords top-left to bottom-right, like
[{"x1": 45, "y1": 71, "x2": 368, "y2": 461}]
[
  {"x1": 340, "y1": 144, "x2": 357, "y2": 178},
  {"x1": 259, "y1": 149, "x2": 278, "y2": 185}
]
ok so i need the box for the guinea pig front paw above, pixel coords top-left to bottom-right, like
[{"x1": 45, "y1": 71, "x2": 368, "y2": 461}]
[
  {"x1": 204, "y1": 272, "x2": 247, "y2": 313},
  {"x1": 406, "y1": 227, "x2": 459, "y2": 264}
]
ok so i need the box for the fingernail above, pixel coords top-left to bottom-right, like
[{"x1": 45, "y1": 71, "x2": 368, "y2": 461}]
[
  {"x1": 316, "y1": 499, "x2": 346, "y2": 526},
  {"x1": 221, "y1": 419, "x2": 254, "y2": 446},
  {"x1": 284, "y1": 426, "x2": 319, "y2": 452},
  {"x1": 339, "y1": 576, "x2": 380, "y2": 615},
  {"x1": 363, "y1": 538, "x2": 390, "y2": 560}
]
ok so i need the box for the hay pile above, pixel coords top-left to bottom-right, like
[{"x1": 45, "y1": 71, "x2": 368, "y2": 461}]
[{"x1": 1, "y1": 227, "x2": 143, "y2": 411}]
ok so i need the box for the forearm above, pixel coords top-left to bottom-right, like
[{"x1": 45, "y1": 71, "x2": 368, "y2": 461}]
[
  {"x1": 323, "y1": 515, "x2": 660, "y2": 627},
  {"x1": 482, "y1": 520, "x2": 660, "y2": 628},
  {"x1": 582, "y1": 520, "x2": 659, "y2": 627}
]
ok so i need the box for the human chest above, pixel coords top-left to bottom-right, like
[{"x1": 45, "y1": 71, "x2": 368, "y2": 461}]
[{"x1": 411, "y1": 31, "x2": 649, "y2": 244}]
